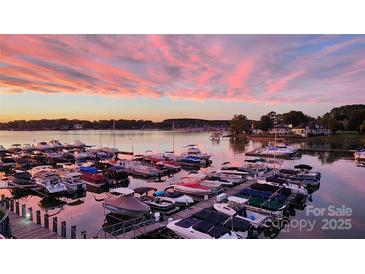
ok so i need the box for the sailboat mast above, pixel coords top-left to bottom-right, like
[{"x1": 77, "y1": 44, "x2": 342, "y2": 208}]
[
  {"x1": 172, "y1": 120, "x2": 175, "y2": 153},
  {"x1": 113, "y1": 119, "x2": 116, "y2": 149}
]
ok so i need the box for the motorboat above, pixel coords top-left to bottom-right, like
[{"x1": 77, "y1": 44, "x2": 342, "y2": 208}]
[
  {"x1": 204, "y1": 172, "x2": 244, "y2": 186},
  {"x1": 8, "y1": 170, "x2": 36, "y2": 187},
  {"x1": 9, "y1": 144, "x2": 22, "y2": 152},
  {"x1": 33, "y1": 171, "x2": 68, "y2": 195},
  {"x1": 155, "y1": 160, "x2": 181, "y2": 172},
  {"x1": 167, "y1": 209, "x2": 248, "y2": 239},
  {"x1": 0, "y1": 145, "x2": 7, "y2": 153},
  {"x1": 49, "y1": 140, "x2": 63, "y2": 149},
  {"x1": 35, "y1": 141, "x2": 51, "y2": 151},
  {"x1": 278, "y1": 166, "x2": 321, "y2": 182},
  {"x1": 216, "y1": 168, "x2": 251, "y2": 178},
  {"x1": 103, "y1": 189, "x2": 151, "y2": 217},
  {"x1": 179, "y1": 155, "x2": 211, "y2": 166},
  {"x1": 173, "y1": 177, "x2": 216, "y2": 196},
  {"x1": 134, "y1": 187, "x2": 176, "y2": 211},
  {"x1": 154, "y1": 190, "x2": 194, "y2": 206},
  {"x1": 214, "y1": 196, "x2": 271, "y2": 228},
  {"x1": 21, "y1": 144, "x2": 34, "y2": 151},
  {"x1": 81, "y1": 171, "x2": 108, "y2": 188},
  {"x1": 0, "y1": 157, "x2": 16, "y2": 170},
  {"x1": 354, "y1": 149, "x2": 365, "y2": 160},
  {"x1": 29, "y1": 165, "x2": 53, "y2": 176},
  {"x1": 72, "y1": 140, "x2": 86, "y2": 148},
  {"x1": 128, "y1": 163, "x2": 163, "y2": 178},
  {"x1": 74, "y1": 150, "x2": 90, "y2": 161},
  {"x1": 257, "y1": 177, "x2": 308, "y2": 195},
  {"x1": 181, "y1": 144, "x2": 211, "y2": 160},
  {"x1": 58, "y1": 170, "x2": 87, "y2": 192},
  {"x1": 259, "y1": 143, "x2": 298, "y2": 156}
]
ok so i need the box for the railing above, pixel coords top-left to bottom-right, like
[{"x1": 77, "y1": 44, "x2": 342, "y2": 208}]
[{"x1": 94, "y1": 215, "x2": 156, "y2": 239}]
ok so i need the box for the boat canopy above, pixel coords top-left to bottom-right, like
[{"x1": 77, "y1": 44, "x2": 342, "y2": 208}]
[
  {"x1": 110, "y1": 188, "x2": 134, "y2": 196},
  {"x1": 192, "y1": 221, "x2": 232, "y2": 238},
  {"x1": 279, "y1": 169, "x2": 300, "y2": 175},
  {"x1": 80, "y1": 166, "x2": 98, "y2": 174},
  {"x1": 294, "y1": 164, "x2": 313, "y2": 170},
  {"x1": 192, "y1": 209, "x2": 228, "y2": 226},
  {"x1": 224, "y1": 217, "x2": 251, "y2": 232},
  {"x1": 104, "y1": 195, "x2": 151, "y2": 212},
  {"x1": 227, "y1": 196, "x2": 248, "y2": 204}
]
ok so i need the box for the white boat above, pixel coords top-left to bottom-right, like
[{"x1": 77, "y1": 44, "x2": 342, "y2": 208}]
[
  {"x1": 49, "y1": 140, "x2": 63, "y2": 149},
  {"x1": 129, "y1": 163, "x2": 162, "y2": 177},
  {"x1": 204, "y1": 172, "x2": 244, "y2": 185},
  {"x1": 214, "y1": 196, "x2": 271, "y2": 228},
  {"x1": 154, "y1": 190, "x2": 194, "y2": 206},
  {"x1": 29, "y1": 165, "x2": 53, "y2": 176},
  {"x1": 259, "y1": 143, "x2": 297, "y2": 156},
  {"x1": 72, "y1": 140, "x2": 86, "y2": 148},
  {"x1": 173, "y1": 178, "x2": 214, "y2": 195},
  {"x1": 58, "y1": 170, "x2": 87, "y2": 192},
  {"x1": 256, "y1": 178, "x2": 308, "y2": 195},
  {"x1": 167, "y1": 218, "x2": 239, "y2": 239},
  {"x1": 103, "y1": 190, "x2": 151, "y2": 217},
  {"x1": 181, "y1": 144, "x2": 211, "y2": 160},
  {"x1": 35, "y1": 141, "x2": 51, "y2": 151},
  {"x1": 216, "y1": 169, "x2": 251, "y2": 178},
  {"x1": 21, "y1": 144, "x2": 34, "y2": 151},
  {"x1": 74, "y1": 151, "x2": 89, "y2": 161},
  {"x1": 33, "y1": 171, "x2": 68, "y2": 195},
  {"x1": 354, "y1": 149, "x2": 365, "y2": 160}
]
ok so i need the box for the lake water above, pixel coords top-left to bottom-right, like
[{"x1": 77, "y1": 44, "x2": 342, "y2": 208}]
[{"x1": 1, "y1": 130, "x2": 364, "y2": 239}]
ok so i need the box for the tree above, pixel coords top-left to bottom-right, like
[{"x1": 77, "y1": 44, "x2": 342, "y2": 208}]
[
  {"x1": 347, "y1": 109, "x2": 365, "y2": 131},
  {"x1": 319, "y1": 114, "x2": 343, "y2": 132},
  {"x1": 282, "y1": 110, "x2": 313, "y2": 127},
  {"x1": 257, "y1": 115, "x2": 273, "y2": 132},
  {"x1": 229, "y1": 114, "x2": 251, "y2": 135},
  {"x1": 360, "y1": 121, "x2": 365, "y2": 134},
  {"x1": 328, "y1": 104, "x2": 365, "y2": 121}
]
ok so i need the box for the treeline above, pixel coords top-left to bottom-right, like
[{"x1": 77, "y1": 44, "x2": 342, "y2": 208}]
[
  {"x1": 230, "y1": 104, "x2": 365, "y2": 134},
  {"x1": 0, "y1": 118, "x2": 230, "y2": 131}
]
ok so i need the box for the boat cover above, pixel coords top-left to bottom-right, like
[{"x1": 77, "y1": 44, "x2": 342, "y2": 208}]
[
  {"x1": 134, "y1": 187, "x2": 157, "y2": 195},
  {"x1": 80, "y1": 166, "x2": 98, "y2": 174},
  {"x1": 175, "y1": 217, "x2": 200, "y2": 228},
  {"x1": 224, "y1": 217, "x2": 251, "y2": 232},
  {"x1": 104, "y1": 195, "x2": 151, "y2": 212},
  {"x1": 192, "y1": 209, "x2": 228, "y2": 225},
  {"x1": 192, "y1": 221, "x2": 232, "y2": 238},
  {"x1": 279, "y1": 169, "x2": 300, "y2": 175},
  {"x1": 251, "y1": 182, "x2": 281, "y2": 193}
]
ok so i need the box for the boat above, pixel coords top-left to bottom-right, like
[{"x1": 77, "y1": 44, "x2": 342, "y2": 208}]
[
  {"x1": 181, "y1": 144, "x2": 211, "y2": 160},
  {"x1": 9, "y1": 144, "x2": 22, "y2": 152},
  {"x1": 21, "y1": 144, "x2": 34, "y2": 151},
  {"x1": 354, "y1": 149, "x2": 365, "y2": 160},
  {"x1": 0, "y1": 145, "x2": 7, "y2": 153},
  {"x1": 58, "y1": 170, "x2": 87, "y2": 192},
  {"x1": 173, "y1": 177, "x2": 215, "y2": 196},
  {"x1": 259, "y1": 143, "x2": 298, "y2": 157},
  {"x1": 33, "y1": 171, "x2": 68, "y2": 195},
  {"x1": 81, "y1": 171, "x2": 108, "y2": 188},
  {"x1": 178, "y1": 155, "x2": 211, "y2": 166},
  {"x1": 133, "y1": 187, "x2": 176, "y2": 211},
  {"x1": 204, "y1": 172, "x2": 244, "y2": 186},
  {"x1": 29, "y1": 165, "x2": 53, "y2": 176},
  {"x1": 257, "y1": 177, "x2": 308, "y2": 195},
  {"x1": 35, "y1": 141, "x2": 51, "y2": 151},
  {"x1": 154, "y1": 189, "x2": 194, "y2": 206},
  {"x1": 72, "y1": 140, "x2": 86, "y2": 148},
  {"x1": 155, "y1": 160, "x2": 181, "y2": 172},
  {"x1": 214, "y1": 196, "x2": 271, "y2": 228},
  {"x1": 103, "y1": 190, "x2": 151, "y2": 217},
  {"x1": 8, "y1": 170, "x2": 36, "y2": 187},
  {"x1": 167, "y1": 209, "x2": 248, "y2": 239},
  {"x1": 49, "y1": 140, "x2": 63, "y2": 149},
  {"x1": 129, "y1": 163, "x2": 163, "y2": 178},
  {"x1": 0, "y1": 156, "x2": 16, "y2": 170}
]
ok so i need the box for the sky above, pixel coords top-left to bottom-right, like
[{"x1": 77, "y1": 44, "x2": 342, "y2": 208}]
[{"x1": 0, "y1": 34, "x2": 364, "y2": 122}]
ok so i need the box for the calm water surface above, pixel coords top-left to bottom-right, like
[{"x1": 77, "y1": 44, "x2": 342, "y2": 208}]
[{"x1": 1, "y1": 130, "x2": 364, "y2": 238}]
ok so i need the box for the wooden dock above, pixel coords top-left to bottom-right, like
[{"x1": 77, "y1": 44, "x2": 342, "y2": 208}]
[
  {"x1": 6, "y1": 210, "x2": 62, "y2": 239},
  {"x1": 118, "y1": 181, "x2": 254, "y2": 239}
]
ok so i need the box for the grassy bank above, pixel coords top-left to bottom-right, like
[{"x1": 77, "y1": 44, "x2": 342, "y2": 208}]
[{"x1": 309, "y1": 131, "x2": 365, "y2": 141}]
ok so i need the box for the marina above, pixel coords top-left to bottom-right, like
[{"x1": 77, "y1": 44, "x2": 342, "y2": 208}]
[{"x1": 1, "y1": 129, "x2": 364, "y2": 239}]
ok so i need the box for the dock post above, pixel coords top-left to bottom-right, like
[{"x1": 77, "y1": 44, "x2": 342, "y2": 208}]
[
  {"x1": 53, "y1": 217, "x2": 58, "y2": 233},
  {"x1": 36, "y1": 210, "x2": 41, "y2": 225},
  {"x1": 15, "y1": 201, "x2": 20, "y2": 215},
  {"x1": 0, "y1": 194, "x2": 4, "y2": 206},
  {"x1": 71, "y1": 225, "x2": 77, "y2": 239},
  {"x1": 61, "y1": 221, "x2": 66, "y2": 238},
  {"x1": 28, "y1": 207, "x2": 33, "y2": 221},
  {"x1": 21, "y1": 204, "x2": 26, "y2": 218},
  {"x1": 10, "y1": 199, "x2": 14, "y2": 212},
  {"x1": 5, "y1": 198, "x2": 9, "y2": 210},
  {"x1": 44, "y1": 213, "x2": 49, "y2": 229},
  {"x1": 81, "y1": 230, "x2": 87, "y2": 239}
]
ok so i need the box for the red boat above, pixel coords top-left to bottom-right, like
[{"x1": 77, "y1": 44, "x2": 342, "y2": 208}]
[
  {"x1": 156, "y1": 160, "x2": 181, "y2": 172},
  {"x1": 81, "y1": 172, "x2": 108, "y2": 188}
]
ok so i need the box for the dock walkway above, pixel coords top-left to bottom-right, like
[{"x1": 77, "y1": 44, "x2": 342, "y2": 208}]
[
  {"x1": 1, "y1": 207, "x2": 62, "y2": 239},
  {"x1": 118, "y1": 180, "x2": 253, "y2": 239}
]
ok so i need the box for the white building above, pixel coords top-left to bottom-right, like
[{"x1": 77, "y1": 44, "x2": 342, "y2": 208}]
[
  {"x1": 268, "y1": 124, "x2": 292, "y2": 135},
  {"x1": 293, "y1": 122, "x2": 332, "y2": 137}
]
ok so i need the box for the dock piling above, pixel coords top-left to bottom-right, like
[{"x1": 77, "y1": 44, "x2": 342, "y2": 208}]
[
  {"x1": 71, "y1": 225, "x2": 77, "y2": 239},
  {"x1": 10, "y1": 199, "x2": 14, "y2": 212},
  {"x1": 52, "y1": 217, "x2": 58, "y2": 233},
  {"x1": 15, "y1": 201, "x2": 19, "y2": 214},
  {"x1": 81, "y1": 230, "x2": 87, "y2": 239},
  {"x1": 61, "y1": 221, "x2": 66, "y2": 238},
  {"x1": 0, "y1": 194, "x2": 4, "y2": 206},
  {"x1": 36, "y1": 210, "x2": 41, "y2": 225},
  {"x1": 44, "y1": 213, "x2": 49, "y2": 229}
]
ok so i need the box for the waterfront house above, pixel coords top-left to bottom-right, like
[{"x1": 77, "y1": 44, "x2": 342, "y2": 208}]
[
  {"x1": 73, "y1": 124, "x2": 83, "y2": 130},
  {"x1": 268, "y1": 124, "x2": 292, "y2": 135},
  {"x1": 292, "y1": 121, "x2": 332, "y2": 137}
]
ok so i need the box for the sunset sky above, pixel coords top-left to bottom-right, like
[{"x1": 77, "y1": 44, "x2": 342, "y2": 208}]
[{"x1": 0, "y1": 34, "x2": 364, "y2": 122}]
